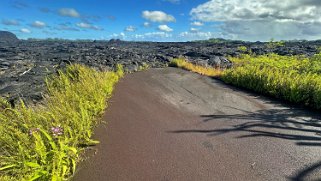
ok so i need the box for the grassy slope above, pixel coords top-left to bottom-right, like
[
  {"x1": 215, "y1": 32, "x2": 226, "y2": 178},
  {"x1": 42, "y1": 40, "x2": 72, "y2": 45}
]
[
  {"x1": 170, "y1": 54, "x2": 321, "y2": 109},
  {"x1": 0, "y1": 64, "x2": 123, "y2": 180}
]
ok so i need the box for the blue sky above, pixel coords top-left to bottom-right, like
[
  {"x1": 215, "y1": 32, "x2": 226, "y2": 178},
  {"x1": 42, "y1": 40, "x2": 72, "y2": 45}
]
[{"x1": 1, "y1": 0, "x2": 321, "y2": 41}]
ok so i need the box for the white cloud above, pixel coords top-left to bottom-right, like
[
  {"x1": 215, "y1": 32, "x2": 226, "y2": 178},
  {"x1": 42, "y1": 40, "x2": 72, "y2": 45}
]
[
  {"x1": 58, "y1": 8, "x2": 80, "y2": 18},
  {"x1": 20, "y1": 28, "x2": 31, "y2": 33},
  {"x1": 31, "y1": 21, "x2": 46, "y2": 28},
  {"x1": 190, "y1": 28, "x2": 199, "y2": 32},
  {"x1": 191, "y1": 21, "x2": 204, "y2": 26},
  {"x1": 179, "y1": 31, "x2": 216, "y2": 41},
  {"x1": 125, "y1": 26, "x2": 136, "y2": 32},
  {"x1": 76, "y1": 22, "x2": 90, "y2": 28},
  {"x1": 132, "y1": 32, "x2": 172, "y2": 41},
  {"x1": 144, "y1": 32, "x2": 172, "y2": 38},
  {"x1": 2, "y1": 19, "x2": 19, "y2": 26},
  {"x1": 190, "y1": 0, "x2": 321, "y2": 40},
  {"x1": 76, "y1": 22, "x2": 102, "y2": 30},
  {"x1": 143, "y1": 22, "x2": 150, "y2": 27},
  {"x1": 220, "y1": 20, "x2": 321, "y2": 41},
  {"x1": 110, "y1": 32, "x2": 126, "y2": 39},
  {"x1": 56, "y1": 23, "x2": 79, "y2": 31},
  {"x1": 191, "y1": 0, "x2": 321, "y2": 23},
  {"x1": 158, "y1": 24, "x2": 173, "y2": 32},
  {"x1": 142, "y1": 11, "x2": 176, "y2": 23}
]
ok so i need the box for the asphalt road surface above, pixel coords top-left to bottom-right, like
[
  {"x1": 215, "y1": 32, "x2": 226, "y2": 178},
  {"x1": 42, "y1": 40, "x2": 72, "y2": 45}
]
[{"x1": 74, "y1": 68, "x2": 321, "y2": 181}]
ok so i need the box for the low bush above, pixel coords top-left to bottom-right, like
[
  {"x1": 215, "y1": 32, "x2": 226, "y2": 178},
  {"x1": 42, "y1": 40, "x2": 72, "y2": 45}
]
[{"x1": 0, "y1": 64, "x2": 123, "y2": 180}]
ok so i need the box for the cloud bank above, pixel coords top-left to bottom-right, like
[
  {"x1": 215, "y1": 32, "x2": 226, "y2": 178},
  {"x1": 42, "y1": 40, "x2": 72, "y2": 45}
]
[{"x1": 191, "y1": 0, "x2": 321, "y2": 41}]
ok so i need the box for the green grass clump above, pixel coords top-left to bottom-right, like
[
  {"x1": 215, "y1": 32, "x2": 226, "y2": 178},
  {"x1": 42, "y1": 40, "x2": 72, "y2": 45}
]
[
  {"x1": 222, "y1": 53, "x2": 321, "y2": 109},
  {"x1": 169, "y1": 58, "x2": 222, "y2": 77},
  {"x1": 137, "y1": 62, "x2": 150, "y2": 71},
  {"x1": 0, "y1": 64, "x2": 123, "y2": 180},
  {"x1": 237, "y1": 46, "x2": 248, "y2": 52},
  {"x1": 266, "y1": 39, "x2": 285, "y2": 49}
]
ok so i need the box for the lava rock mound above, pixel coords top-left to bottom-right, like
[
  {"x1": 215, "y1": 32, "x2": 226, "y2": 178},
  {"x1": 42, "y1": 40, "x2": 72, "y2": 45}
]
[{"x1": 0, "y1": 31, "x2": 19, "y2": 42}]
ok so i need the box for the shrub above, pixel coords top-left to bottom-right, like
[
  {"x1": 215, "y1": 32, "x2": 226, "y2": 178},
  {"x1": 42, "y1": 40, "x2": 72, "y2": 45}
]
[
  {"x1": 266, "y1": 39, "x2": 285, "y2": 49},
  {"x1": 138, "y1": 62, "x2": 150, "y2": 71},
  {"x1": 237, "y1": 46, "x2": 247, "y2": 52}
]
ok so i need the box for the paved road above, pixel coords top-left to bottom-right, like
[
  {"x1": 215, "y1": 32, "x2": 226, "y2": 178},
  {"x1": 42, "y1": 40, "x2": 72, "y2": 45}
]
[{"x1": 74, "y1": 68, "x2": 321, "y2": 181}]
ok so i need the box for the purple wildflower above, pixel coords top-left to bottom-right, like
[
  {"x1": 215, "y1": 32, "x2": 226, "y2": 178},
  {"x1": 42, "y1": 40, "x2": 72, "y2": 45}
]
[
  {"x1": 29, "y1": 128, "x2": 40, "y2": 136},
  {"x1": 51, "y1": 125, "x2": 63, "y2": 137}
]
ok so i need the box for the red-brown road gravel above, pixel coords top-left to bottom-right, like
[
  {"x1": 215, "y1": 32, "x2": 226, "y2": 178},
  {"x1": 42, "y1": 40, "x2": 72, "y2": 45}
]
[{"x1": 73, "y1": 68, "x2": 321, "y2": 181}]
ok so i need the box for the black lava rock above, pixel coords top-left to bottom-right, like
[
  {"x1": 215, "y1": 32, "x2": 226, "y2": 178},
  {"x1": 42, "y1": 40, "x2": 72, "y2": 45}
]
[
  {"x1": 0, "y1": 31, "x2": 19, "y2": 42},
  {"x1": 1, "y1": 39, "x2": 321, "y2": 105}
]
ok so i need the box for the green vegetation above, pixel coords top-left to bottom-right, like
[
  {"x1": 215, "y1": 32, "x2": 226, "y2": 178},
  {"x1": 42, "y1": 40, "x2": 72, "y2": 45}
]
[
  {"x1": 237, "y1": 46, "x2": 248, "y2": 52},
  {"x1": 0, "y1": 64, "x2": 123, "y2": 180},
  {"x1": 223, "y1": 53, "x2": 321, "y2": 109},
  {"x1": 169, "y1": 58, "x2": 222, "y2": 77},
  {"x1": 138, "y1": 62, "x2": 150, "y2": 71},
  {"x1": 266, "y1": 38, "x2": 285, "y2": 49},
  {"x1": 170, "y1": 53, "x2": 321, "y2": 109}
]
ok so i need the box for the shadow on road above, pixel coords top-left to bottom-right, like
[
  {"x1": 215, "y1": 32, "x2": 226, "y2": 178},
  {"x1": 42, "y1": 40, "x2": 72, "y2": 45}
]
[
  {"x1": 172, "y1": 108, "x2": 321, "y2": 143},
  {"x1": 169, "y1": 107, "x2": 321, "y2": 180},
  {"x1": 290, "y1": 160, "x2": 321, "y2": 181}
]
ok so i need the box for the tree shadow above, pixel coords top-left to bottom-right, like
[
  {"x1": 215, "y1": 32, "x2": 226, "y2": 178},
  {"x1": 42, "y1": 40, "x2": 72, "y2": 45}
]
[
  {"x1": 290, "y1": 160, "x2": 321, "y2": 181},
  {"x1": 169, "y1": 106, "x2": 321, "y2": 180}
]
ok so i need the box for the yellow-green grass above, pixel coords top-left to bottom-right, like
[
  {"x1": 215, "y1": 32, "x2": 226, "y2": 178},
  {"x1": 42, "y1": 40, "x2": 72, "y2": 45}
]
[
  {"x1": 228, "y1": 53, "x2": 321, "y2": 74},
  {"x1": 223, "y1": 54, "x2": 321, "y2": 109},
  {"x1": 0, "y1": 64, "x2": 124, "y2": 180},
  {"x1": 169, "y1": 58, "x2": 222, "y2": 77},
  {"x1": 170, "y1": 54, "x2": 321, "y2": 109}
]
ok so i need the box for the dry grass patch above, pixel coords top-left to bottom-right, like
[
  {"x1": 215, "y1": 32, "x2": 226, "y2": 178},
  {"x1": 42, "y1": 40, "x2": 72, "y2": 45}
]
[{"x1": 169, "y1": 58, "x2": 222, "y2": 77}]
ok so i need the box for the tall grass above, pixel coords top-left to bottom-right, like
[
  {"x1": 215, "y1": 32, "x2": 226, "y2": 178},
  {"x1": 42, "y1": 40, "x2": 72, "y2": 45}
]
[
  {"x1": 0, "y1": 64, "x2": 123, "y2": 180},
  {"x1": 170, "y1": 54, "x2": 321, "y2": 109},
  {"x1": 222, "y1": 54, "x2": 321, "y2": 109},
  {"x1": 169, "y1": 58, "x2": 222, "y2": 77}
]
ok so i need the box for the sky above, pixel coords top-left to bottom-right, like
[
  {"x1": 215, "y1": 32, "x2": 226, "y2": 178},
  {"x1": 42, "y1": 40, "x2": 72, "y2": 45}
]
[{"x1": 1, "y1": 0, "x2": 321, "y2": 42}]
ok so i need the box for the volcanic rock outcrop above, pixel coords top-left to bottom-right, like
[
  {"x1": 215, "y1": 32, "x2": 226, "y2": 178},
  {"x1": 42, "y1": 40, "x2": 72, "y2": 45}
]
[{"x1": 0, "y1": 31, "x2": 19, "y2": 42}]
